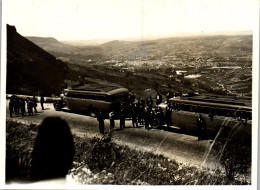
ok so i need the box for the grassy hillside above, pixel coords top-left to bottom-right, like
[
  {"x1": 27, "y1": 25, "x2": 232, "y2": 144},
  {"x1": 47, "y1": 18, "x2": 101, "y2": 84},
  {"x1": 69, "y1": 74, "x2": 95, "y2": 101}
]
[{"x1": 7, "y1": 24, "x2": 68, "y2": 96}]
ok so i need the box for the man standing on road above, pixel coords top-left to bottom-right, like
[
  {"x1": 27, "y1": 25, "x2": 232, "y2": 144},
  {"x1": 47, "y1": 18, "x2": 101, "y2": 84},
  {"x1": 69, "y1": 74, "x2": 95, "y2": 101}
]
[
  {"x1": 33, "y1": 96, "x2": 38, "y2": 113},
  {"x1": 119, "y1": 107, "x2": 125, "y2": 129},
  {"x1": 9, "y1": 98, "x2": 14, "y2": 117},
  {"x1": 131, "y1": 104, "x2": 139, "y2": 128},
  {"x1": 147, "y1": 95, "x2": 153, "y2": 109},
  {"x1": 40, "y1": 96, "x2": 45, "y2": 110},
  {"x1": 20, "y1": 98, "x2": 26, "y2": 117},
  {"x1": 144, "y1": 106, "x2": 151, "y2": 129},
  {"x1": 165, "y1": 104, "x2": 172, "y2": 128}
]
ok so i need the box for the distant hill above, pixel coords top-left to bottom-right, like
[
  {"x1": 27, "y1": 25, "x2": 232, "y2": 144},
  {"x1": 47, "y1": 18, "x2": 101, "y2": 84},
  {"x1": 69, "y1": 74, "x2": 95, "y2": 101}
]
[
  {"x1": 7, "y1": 24, "x2": 69, "y2": 96},
  {"x1": 26, "y1": 36, "x2": 105, "y2": 63},
  {"x1": 62, "y1": 39, "x2": 112, "y2": 46}
]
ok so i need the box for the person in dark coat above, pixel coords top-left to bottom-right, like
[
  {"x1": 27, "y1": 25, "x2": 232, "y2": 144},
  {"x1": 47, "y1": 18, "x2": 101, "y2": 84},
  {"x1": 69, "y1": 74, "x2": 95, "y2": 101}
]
[
  {"x1": 20, "y1": 98, "x2": 26, "y2": 117},
  {"x1": 14, "y1": 97, "x2": 20, "y2": 116},
  {"x1": 9, "y1": 99, "x2": 14, "y2": 117},
  {"x1": 197, "y1": 114, "x2": 206, "y2": 141},
  {"x1": 119, "y1": 108, "x2": 125, "y2": 129},
  {"x1": 97, "y1": 112, "x2": 105, "y2": 134},
  {"x1": 27, "y1": 98, "x2": 33, "y2": 116},
  {"x1": 33, "y1": 96, "x2": 38, "y2": 113},
  {"x1": 144, "y1": 106, "x2": 151, "y2": 129},
  {"x1": 40, "y1": 96, "x2": 45, "y2": 110},
  {"x1": 132, "y1": 104, "x2": 138, "y2": 128},
  {"x1": 147, "y1": 95, "x2": 153, "y2": 109},
  {"x1": 165, "y1": 105, "x2": 172, "y2": 128}
]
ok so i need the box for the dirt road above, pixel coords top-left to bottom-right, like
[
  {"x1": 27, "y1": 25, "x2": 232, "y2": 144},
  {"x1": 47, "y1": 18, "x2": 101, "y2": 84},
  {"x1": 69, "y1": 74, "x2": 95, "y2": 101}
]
[{"x1": 6, "y1": 101, "x2": 218, "y2": 169}]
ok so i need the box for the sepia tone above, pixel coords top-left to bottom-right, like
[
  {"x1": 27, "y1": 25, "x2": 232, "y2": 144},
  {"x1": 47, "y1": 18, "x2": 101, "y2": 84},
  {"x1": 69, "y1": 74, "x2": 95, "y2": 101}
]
[{"x1": 3, "y1": 0, "x2": 258, "y2": 187}]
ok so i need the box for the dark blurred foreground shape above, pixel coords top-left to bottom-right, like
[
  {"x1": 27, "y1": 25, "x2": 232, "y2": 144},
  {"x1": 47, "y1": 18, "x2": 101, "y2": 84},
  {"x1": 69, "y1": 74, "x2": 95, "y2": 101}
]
[{"x1": 30, "y1": 117, "x2": 74, "y2": 181}]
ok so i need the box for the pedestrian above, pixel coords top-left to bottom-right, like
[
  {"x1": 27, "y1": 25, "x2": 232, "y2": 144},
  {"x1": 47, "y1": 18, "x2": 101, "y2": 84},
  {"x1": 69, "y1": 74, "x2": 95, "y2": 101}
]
[
  {"x1": 109, "y1": 111, "x2": 115, "y2": 132},
  {"x1": 197, "y1": 114, "x2": 206, "y2": 141},
  {"x1": 147, "y1": 95, "x2": 153, "y2": 109},
  {"x1": 165, "y1": 105, "x2": 172, "y2": 128},
  {"x1": 9, "y1": 99, "x2": 14, "y2": 117},
  {"x1": 129, "y1": 91, "x2": 136, "y2": 104},
  {"x1": 40, "y1": 96, "x2": 45, "y2": 110},
  {"x1": 97, "y1": 112, "x2": 105, "y2": 134},
  {"x1": 156, "y1": 92, "x2": 162, "y2": 105},
  {"x1": 166, "y1": 93, "x2": 171, "y2": 103},
  {"x1": 14, "y1": 97, "x2": 20, "y2": 116},
  {"x1": 119, "y1": 108, "x2": 125, "y2": 129},
  {"x1": 132, "y1": 104, "x2": 138, "y2": 128},
  {"x1": 33, "y1": 96, "x2": 38, "y2": 113},
  {"x1": 155, "y1": 106, "x2": 164, "y2": 128},
  {"x1": 20, "y1": 98, "x2": 26, "y2": 117},
  {"x1": 27, "y1": 98, "x2": 33, "y2": 115},
  {"x1": 144, "y1": 106, "x2": 151, "y2": 129}
]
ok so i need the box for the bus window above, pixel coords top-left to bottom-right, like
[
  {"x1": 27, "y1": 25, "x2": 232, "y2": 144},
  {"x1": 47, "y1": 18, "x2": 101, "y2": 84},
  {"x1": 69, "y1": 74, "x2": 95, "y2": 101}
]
[
  {"x1": 197, "y1": 106, "x2": 211, "y2": 114},
  {"x1": 180, "y1": 104, "x2": 190, "y2": 111},
  {"x1": 96, "y1": 95, "x2": 106, "y2": 101},
  {"x1": 237, "y1": 110, "x2": 252, "y2": 120},
  {"x1": 216, "y1": 108, "x2": 234, "y2": 117},
  {"x1": 190, "y1": 105, "x2": 197, "y2": 112},
  {"x1": 86, "y1": 95, "x2": 96, "y2": 100}
]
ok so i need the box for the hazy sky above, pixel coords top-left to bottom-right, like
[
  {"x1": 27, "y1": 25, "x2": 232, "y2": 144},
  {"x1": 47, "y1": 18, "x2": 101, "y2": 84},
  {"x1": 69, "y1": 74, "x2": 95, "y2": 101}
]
[{"x1": 4, "y1": 0, "x2": 258, "y2": 41}]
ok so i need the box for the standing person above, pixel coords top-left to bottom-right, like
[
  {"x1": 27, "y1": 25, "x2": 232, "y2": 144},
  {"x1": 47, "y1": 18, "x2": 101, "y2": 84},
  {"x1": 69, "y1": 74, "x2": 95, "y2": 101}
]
[
  {"x1": 144, "y1": 106, "x2": 151, "y2": 129},
  {"x1": 165, "y1": 105, "x2": 172, "y2": 128},
  {"x1": 132, "y1": 104, "x2": 138, "y2": 128},
  {"x1": 97, "y1": 112, "x2": 105, "y2": 134},
  {"x1": 147, "y1": 95, "x2": 153, "y2": 109},
  {"x1": 14, "y1": 97, "x2": 20, "y2": 116},
  {"x1": 40, "y1": 96, "x2": 45, "y2": 110},
  {"x1": 20, "y1": 98, "x2": 26, "y2": 117},
  {"x1": 33, "y1": 96, "x2": 38, "y2": 113},
  {"x1": 156, "y1": 92, "x2": 163, "y2": 105},
  {"x1": 119, "y1": 107, "x2": 125, "y2": 129},
  {"x1": 27, "y1": 98, "x2": 33, "y2": 116},
  {"x1": 197, "y1": 114, "x2": 206, "y2": 141},
  {"x1": 166, "y1": 93, "x2": 171, "y2": 103},
  {"x1": 109, "y1": 111, "x2": 115, "y2": 132},
  {"x1": 9, "y1": 99, "x2": 14, "y2": 117}
]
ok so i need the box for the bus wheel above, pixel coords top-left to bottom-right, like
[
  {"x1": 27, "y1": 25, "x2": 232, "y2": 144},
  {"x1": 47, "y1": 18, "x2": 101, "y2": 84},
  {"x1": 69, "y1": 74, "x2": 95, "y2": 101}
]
[
  {"x1": 54, "y1": 102, "x2": 61, "y2": 111},
  {"x1": 151, "y1": 117, "x2": 160, "y2": 128}
]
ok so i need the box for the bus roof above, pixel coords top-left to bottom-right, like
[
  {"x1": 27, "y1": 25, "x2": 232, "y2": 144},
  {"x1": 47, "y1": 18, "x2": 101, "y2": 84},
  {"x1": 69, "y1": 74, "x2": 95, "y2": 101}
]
[
  {"x1": 65, "y1": 84, "x2": 129, "y2": 95},
  {"x1": 169, "y1": 96, "x2": 252, "y2": 111}
]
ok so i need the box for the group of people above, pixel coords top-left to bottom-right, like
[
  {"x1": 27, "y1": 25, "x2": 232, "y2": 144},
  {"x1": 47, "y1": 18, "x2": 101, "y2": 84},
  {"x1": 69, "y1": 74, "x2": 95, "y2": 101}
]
[
  {"x1": 9, "y1": 95, "x2": 45, "y2": 117},
  {"x1": 96, "y1": 91, "x2": 207, "y2": 141},
  {"x1": 97, "y1": 91, "x2": 171, "y2": 134}
]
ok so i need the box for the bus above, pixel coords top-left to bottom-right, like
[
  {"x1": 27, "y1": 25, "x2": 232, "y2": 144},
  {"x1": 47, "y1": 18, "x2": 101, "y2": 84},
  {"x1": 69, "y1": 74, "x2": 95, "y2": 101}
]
[
  {"x1": 159, "y1": 95, "x2": 252, "y2": 141},
  {"x1": 54, "y1": 84, "x2": 129, "y2": 117}
]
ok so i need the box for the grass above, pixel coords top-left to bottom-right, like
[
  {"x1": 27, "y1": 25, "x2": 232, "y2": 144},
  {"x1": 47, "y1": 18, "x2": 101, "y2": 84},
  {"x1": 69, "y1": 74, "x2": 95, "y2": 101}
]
[{"x1": 6, "y1": 120, "x2": 251, "y2": 185}]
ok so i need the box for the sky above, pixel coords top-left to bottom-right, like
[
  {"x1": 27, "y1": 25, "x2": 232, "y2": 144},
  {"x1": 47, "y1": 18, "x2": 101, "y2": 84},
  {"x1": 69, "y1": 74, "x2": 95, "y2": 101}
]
[{"x1": 4, "y1": 0, "x2": 258, "y2": 41}]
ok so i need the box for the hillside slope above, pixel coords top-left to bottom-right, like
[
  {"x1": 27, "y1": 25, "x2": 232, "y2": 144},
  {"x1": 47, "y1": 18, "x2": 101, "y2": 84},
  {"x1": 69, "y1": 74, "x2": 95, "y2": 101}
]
[
  {"x1": 7, "y1": 24, "x2": 68, "y2": 96},
  {"x1": 26, "y1": 36, "x2": 105, "y2": 64}
]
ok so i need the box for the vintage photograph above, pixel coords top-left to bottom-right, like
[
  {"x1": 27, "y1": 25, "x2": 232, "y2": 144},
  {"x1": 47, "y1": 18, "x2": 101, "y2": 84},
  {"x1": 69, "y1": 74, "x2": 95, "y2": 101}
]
[{"x1": 2, "y1": 0, "x2": 258, "y2": 188}]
